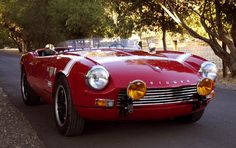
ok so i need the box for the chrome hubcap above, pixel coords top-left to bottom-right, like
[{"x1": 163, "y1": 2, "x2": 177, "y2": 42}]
[{"x1": 55, "y1": 85, "x2": 68, "y2": 127}]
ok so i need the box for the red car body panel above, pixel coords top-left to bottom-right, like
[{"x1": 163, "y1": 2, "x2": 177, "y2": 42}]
[{"x1": 21, "y1": 48, "x2": 212, "y2": 121}]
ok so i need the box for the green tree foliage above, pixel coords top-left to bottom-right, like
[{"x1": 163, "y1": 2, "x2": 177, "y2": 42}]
[
  {"x1": 105, "y1": 0, "x2": 135, "y2": 38},
  {"x1": 0, "y1": 0, "x2": 115, "y2": 52},
  {"x1": 109, "y1": 0, "x2": 183, "y2": 50},
  {"x1": 49, "y1": 0, "x2": 115, "y2": 38},
  {"x1": 160, "y1": 0, "x2": 236, "y2": 77},
  {"x1": 0, "y1": 0, "x2": 60, "y2": 51},
  {"x1": 0, "y1": 28, "x2": 15, "y2": 48}
]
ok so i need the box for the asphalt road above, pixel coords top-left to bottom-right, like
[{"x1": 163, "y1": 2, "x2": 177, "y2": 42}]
[{"x1": 0, "y1": 51, "x2": 236, "y2": 148}]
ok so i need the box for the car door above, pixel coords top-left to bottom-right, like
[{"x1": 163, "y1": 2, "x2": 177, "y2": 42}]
[
  {"x1": 30, "y1": 54, "x2": 56, "y2": 98},
  {"x1": 27, "y1": 56, "x2": 44, "y2": 92}
]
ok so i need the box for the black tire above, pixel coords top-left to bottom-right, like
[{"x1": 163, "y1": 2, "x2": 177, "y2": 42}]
[
  {"x1": 21, "y1": 69, "x2": 40, "y2": 105},
  {"x1": 175, "y1": 110, "x2": 204, "y2": 124},
  {"x1": 54, "y1": 75, "x2": 85, "y2": 136}
]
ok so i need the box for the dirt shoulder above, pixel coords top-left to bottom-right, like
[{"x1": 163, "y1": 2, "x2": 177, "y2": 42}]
[
  {"x1": 216, "y1": 73, "x2": 236, "y2": 91},
  {"x1": 0, "y1": 88, "x2": 45, "y2": 148}
]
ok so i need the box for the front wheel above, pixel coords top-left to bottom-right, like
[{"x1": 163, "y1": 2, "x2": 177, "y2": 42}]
[
  {"x1": 21, "y1": 69, "x2": 40, "y2": 105},
  {"x1": 54, "y1": 75, "x2": 85, "y2": 136},
  {"x1": 175, "y1": 110, "x2": 204, "y2": 123}
]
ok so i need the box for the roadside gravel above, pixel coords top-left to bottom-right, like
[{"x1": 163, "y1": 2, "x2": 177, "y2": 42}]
[
  {"x1": 216, "y1": 73, "x2": 236, "y2": 91},
  {"x1": 216, "y1": 83, "x2": 236, "y2": 91},
  {"x1": 0, "y1": 88, "x2": 45, "y2": 148}
]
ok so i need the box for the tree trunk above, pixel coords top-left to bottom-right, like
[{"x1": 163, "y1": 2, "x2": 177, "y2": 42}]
[
  {"x1": 161, "y1": 0, "x2": 167, "y2": 51},
  {"x1": 162, "y1": 28, "x2": 167, "y2": 51},
  {"x1": 0, "y1": 20, "x2": 31, "y2": 53},
  {"x1": 222, "y1": 42, "x2": 227, "y2": 77},
  {"x1": 231, "y1": 20, "x2": 236, "y2": 47},
  {"x1": 17, "y1": 43, "x2": 23, "y2": 53},
  {"x1": 228, "y1": 57, "x2": 236, "y2": 77},
  {"x1": 229, "y1": 22, "x2": 236, "y2": 77}
]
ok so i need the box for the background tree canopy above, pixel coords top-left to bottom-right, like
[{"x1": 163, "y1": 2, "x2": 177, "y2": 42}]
[
  {"x1": 0, "y1": 28, "x2": 15, "y2": 48},
  {"x1": 49, "y1": 0, "x2": 115, "y2": 39},
  {"x1": 110, "y1": 0, "x2": 183, "y2": 50},
  {"x1": 0, "y1": 0, "x2": 115, "y2": 52}
]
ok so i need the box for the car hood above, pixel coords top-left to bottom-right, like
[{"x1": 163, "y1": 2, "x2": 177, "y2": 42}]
[{"x1": 72, "y1": 49, "x2": 200, "y2": 88}]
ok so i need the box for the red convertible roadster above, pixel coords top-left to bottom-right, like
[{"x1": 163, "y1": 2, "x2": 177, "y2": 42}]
[{"x1": 20, "y1": 39, "x2": 217, "y2": 136}]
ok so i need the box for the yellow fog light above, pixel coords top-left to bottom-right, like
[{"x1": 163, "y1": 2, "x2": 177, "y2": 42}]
[
  {"x1": 127, "y1": 80, "x2": 147, "y2": 100},
  {"x1": 197, "y1": 78, "x2": 214, "y2": 96}
]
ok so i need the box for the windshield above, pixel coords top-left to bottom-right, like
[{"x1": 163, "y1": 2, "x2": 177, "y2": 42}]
[{"x1": 58, "y1": 38, "x2": 141, "y2": 50}]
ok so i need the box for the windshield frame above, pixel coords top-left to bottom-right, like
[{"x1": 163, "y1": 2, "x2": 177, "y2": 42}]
[{"x1": 57, "y1": 38, "x2": 141, "y2": 51}]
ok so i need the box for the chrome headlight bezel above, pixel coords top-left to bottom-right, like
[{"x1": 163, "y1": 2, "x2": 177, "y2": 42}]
[
  {"x1": 199, "y1": 61, "x2": 217, "y2": 81},
  {"x1": 86, "y1": 65, "x2": 109, "y2": 90}
]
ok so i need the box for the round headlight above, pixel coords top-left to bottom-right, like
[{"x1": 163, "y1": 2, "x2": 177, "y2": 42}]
[
  {"x1": 127, "y1": 80, "x2": 147, "y2": 100},
  {"x1": 197, "y1": 78, "x2": 214, "y2": 96},
  {"x1": 199, "y1": 62, "x2": 217, "y2": 80},
  {"x1": 86, "y1": 66, "x2": 109, "y2": 90}
]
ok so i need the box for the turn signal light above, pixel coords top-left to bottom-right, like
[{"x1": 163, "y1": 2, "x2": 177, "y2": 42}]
[
  {"x1": 197, "y1": 78, "x2": 214, "y2": 96},
  {"x1": 95, "y1": 99, "x2": 114, "y2": 108},
  {"x1": 127, "y1": 80, "x2": 147, "y2": 100}
]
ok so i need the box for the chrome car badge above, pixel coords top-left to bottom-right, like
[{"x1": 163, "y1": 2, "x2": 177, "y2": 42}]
[{"x1": 47, "y1": 67, "x2": 57, "y2": 78}]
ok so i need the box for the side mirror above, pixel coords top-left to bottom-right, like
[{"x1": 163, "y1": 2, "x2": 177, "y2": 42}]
[
  {"x1": 45, "y1": 44, "x2": 55, "y2": 50},
  {"x1": 148, "y1": 43, "x2": 156, "y2": 53}
]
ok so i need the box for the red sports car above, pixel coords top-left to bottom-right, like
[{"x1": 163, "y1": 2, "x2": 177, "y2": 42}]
[{"x1": 20, "y1": 39, "x2": 217, "y2": 136}]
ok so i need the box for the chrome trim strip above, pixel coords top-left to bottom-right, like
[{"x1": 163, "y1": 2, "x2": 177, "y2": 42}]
[
  {"x1": 117, "y1": 99, "x2": 197, "y2": 106},
  {"x1": 146, "y1": 86, "x2": 196, "y2": 92},
  {"x1": 118, "y1": 92, "x2": 195, "y2": 99},
  {"x1": 117, "y1": 85, "x2": 198, "y2": 106},
  {"x1": 118, "y1": 88, "x2": 196, "y2": 96},
  {"x1": 142, "y1": 93, "x2": 195, "y2": 99},
  {"x1": 141, "y1": 89, "x2": 196, "y2": 95},
  {"x1": 133, "y1": 99, "x2": 197, "y2": 106},
  {"x1": 134, "y1": 97, "x2": 193, "y2": 103}
]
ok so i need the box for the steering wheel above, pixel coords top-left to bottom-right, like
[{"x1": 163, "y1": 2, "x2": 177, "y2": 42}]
[{"x1": 109, "y1": 43, "x2": 125, "y2": 48}]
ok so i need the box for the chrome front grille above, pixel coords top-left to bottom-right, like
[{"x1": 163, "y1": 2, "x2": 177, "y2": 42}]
[{"x1": 117, "y1": 85, "x2": 198, "y2": 106}]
